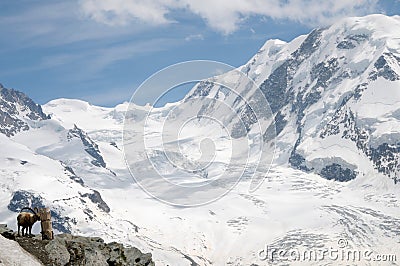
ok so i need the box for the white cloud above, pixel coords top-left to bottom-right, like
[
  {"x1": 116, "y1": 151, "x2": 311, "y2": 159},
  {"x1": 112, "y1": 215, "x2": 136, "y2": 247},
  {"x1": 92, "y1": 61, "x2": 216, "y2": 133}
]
[
  {"x1": 184, "y1": 34, "x2": 204, "y2": 41},
  {"x1": 79, "y1": 0, "x2": 180, "y2": 26},
  {"x1": 79, "y1": 0, "x2": 381, "y2": 34},
  {"x1": 0, "y1": 1, "x2": 152, "y2": 49}
]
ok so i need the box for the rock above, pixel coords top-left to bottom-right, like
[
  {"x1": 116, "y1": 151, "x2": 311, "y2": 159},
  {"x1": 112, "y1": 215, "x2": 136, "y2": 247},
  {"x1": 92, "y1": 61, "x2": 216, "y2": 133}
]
[
  {"x1": 0, "y1": 224, "x2": 16, "y2": 240},
  {"x1": 47, "y1": 234, "x2": 154, "y2": 266},
  {"x1": 125, "y1": 246, "x2": 154, "y2": 266},
  {"x1": 81, "y1": 190, "x2": 110, "y2": 213},
  {"x1": 45, "y1": 237, "x2": 70, "y2": 266},
  {"x1": 0, "y1": 224, "x2": 9, "y2": 234},
  {"x1": 83, "y1": 247, "x2": 109, "y2": 266},
  {"x1": 67, "y1": 125, "x2": 107, "y2": 168},
  {"x1": 106, "y1": 242, "x2": 126, "y2": 265},
  {"x1": 0, "y1": 84, "x2": 50, "y2": 137},
  {"x1": 0, "y1": 227, "x2": 155, "y2": 266}
]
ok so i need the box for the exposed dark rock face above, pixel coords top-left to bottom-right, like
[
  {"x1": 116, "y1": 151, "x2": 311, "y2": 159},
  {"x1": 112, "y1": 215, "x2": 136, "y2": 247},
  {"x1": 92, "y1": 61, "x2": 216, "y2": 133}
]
[
  {"x1": 67, "y1": 125, "x2": 107, "y2": 168},
  {"x1": 185, "y1": 80, "x2": 215, "y2": 100},
  {"x1": 0, "y1": 84, "x2": 49, "y2": 137},
  {"x1": 310, "y1": 58, "x2": 339, "y2": 89},
  {"x1": 336, "y1": 34, "x2": 369, "y2": 49},
  {"x1": 0, "y1": 225, "x2": 154, "y2": 266},
  {"x1": 50, "y1": 212, "x2": 73, "y2": 234},
  {"x1": 0, "y1": 84, "x2": 49, "y2": 120},
  {"x1": 320, "y1": 163, "x2": 357, "y2": 182},
  {"x1": 61, "y1": 162, "x2": 85, "y2": 186},
  {"x1": 369, "y1": 53, "x2": 400, "y2": 81},
  {"x1": 369, "y1": 143, "x2": 400, "y2": 177},
  {"x1": 110, "y1": 141, "x2": 119, "y2": 150},
  {"x1": 273, "y1": 111, "x2": 287, "y2": 137},
  {"x1": 249, "y1": 29, "x2": 324, "y2": 141},
  {"x1": 319, "y1": 104, "x2": 400, "y2": 181},
  {"x1": 288, "y1": 151, "x2": 310, "y2": 172},
  {"x1": 81, "y1": 190, "x2": 110, "y2": 213},
  {"x1": 7, "y1": 190, "x2": 45, "y2": 213},
  {"x1": 231, "y1": 104, "x2": 258, "y2": 139},
  {"x1": 260, "y1": 60, "x2": 291, "y2": 114}
]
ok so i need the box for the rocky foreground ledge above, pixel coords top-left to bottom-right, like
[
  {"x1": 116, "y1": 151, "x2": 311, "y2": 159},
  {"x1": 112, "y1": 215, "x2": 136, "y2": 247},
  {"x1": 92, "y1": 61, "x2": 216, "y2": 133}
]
[{"x1": 0, "y1": 224, "x2": 155, "y2": 266}]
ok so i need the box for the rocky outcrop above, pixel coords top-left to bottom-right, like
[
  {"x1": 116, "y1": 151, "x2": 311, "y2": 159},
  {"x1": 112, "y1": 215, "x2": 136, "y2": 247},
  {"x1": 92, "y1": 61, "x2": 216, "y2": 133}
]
[
  {"x1": 0, "y1": 84, "x2": 50, "y2": 137},
  {"x1": 0, "y1": 224, "x2": 154, "y2": 266},
  {"x1": 67, "y1": 125, "x2": 107, "y2": 168},
  {"x1": 81, "y1": 190, "x2": 110, "y2": 213}
]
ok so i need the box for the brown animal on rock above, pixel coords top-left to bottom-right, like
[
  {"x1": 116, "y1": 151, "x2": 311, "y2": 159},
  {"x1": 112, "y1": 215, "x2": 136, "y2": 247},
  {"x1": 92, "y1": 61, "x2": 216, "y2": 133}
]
[{"x1": 17, "y1": 207, "x2": 40, "y2": 237}]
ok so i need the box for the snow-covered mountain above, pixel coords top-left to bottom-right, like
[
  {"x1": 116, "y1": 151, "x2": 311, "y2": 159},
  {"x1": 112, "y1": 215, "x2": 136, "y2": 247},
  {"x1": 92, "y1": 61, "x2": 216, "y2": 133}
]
[
  {"x1": 1, "y1": 14, "x2": 400, "y2": 265},
  {"x1": 0, "y1": 86, "x2": 112, "y2": 232},
  {"x1": 0, "y1": 84, "x2": 50, "y2": 137},
  {"x1": 184, "y1": 14, "x2": 400, "y2": 184}
]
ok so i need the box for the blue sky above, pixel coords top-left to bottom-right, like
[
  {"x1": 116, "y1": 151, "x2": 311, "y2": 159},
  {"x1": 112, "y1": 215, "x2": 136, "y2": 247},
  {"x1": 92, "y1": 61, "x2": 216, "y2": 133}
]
[{"x1": 1, "y1": 0, "x2": 400, "y2": 107}]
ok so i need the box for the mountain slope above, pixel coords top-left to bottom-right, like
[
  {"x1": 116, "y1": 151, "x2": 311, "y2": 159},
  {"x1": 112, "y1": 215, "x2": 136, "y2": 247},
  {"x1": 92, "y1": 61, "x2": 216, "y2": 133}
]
[
  {"x1": 0, "y1": 14, "x2": 400, "y2": 266},
  {"x1": 0, "y1": 86, "x2": 117, "y2": 234},
  {"x1": 0, "y1": 84, "x2": 49, "y2": 137},
  {"x1": 0, "y1": 91, "x2": 193, "y2": 264},
  {"x1": 185, "y1": 14, "x2": 400, "y2": 183}
]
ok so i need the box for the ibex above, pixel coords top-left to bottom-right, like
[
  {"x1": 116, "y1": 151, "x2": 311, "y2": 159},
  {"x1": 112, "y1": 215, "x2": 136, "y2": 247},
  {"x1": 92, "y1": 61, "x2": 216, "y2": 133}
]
[{"x1": 17, "y1": 207, "x2": 40, "y2": 237}]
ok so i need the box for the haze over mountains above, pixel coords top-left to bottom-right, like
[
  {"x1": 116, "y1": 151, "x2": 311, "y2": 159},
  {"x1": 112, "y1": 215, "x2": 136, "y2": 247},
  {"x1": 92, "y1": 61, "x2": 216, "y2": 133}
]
[{"x1": 0, "y1": 14, "x2": 399, "y2": 265}]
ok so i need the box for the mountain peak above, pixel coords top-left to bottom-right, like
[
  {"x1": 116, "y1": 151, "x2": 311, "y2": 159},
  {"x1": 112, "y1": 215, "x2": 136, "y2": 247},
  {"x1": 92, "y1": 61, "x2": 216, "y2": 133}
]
[
  {"x1": 183, "y1": 14, "x2": 400, "y2": 183},
  {"x1": 0, "y1": 85, "x2": 49, "y2": 137}
]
